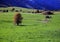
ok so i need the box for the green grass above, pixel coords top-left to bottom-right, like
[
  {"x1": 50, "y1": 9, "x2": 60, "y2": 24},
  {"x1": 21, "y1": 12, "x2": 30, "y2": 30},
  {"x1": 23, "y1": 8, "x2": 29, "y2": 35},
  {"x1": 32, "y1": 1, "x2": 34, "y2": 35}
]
[{"x1": 0, "y1": 12, "x2": 60, "y2": 42}]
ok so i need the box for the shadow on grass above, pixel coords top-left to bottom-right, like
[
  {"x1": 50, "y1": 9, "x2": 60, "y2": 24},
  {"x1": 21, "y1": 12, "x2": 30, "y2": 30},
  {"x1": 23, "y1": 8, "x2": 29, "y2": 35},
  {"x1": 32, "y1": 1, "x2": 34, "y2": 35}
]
[
  {"x1": 16, "y1": 24, "x2": 37, "y2": 26},
  {"x1": 18, "y1": 25, "x2": 27, "y2": 26},
  {"x1": 0, "y1": 20, "x2": 38, "y2": 26}
]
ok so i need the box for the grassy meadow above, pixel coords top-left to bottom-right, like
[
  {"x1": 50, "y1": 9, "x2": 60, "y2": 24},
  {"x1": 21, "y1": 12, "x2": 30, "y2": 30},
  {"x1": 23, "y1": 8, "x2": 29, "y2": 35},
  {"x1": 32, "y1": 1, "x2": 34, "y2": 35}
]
[{"x1": 0, "y1": 11, "x2": 60, "y2": 42}]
